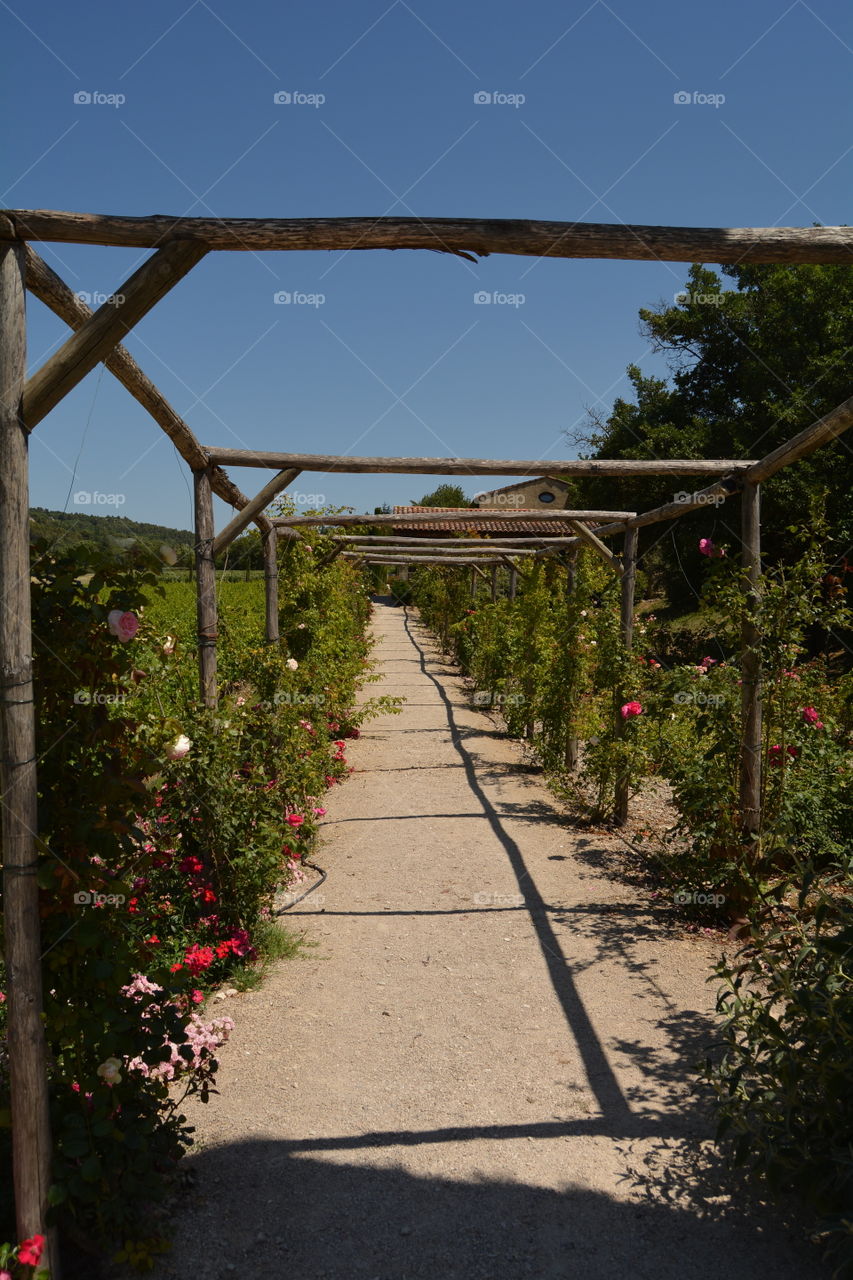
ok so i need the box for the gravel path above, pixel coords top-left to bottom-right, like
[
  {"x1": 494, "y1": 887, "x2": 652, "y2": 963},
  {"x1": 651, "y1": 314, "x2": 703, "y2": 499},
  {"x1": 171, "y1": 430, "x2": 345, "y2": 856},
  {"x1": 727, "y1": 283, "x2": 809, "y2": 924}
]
[{"x1": 143, "y1": 600, "x2": 824, "y2": 1280}]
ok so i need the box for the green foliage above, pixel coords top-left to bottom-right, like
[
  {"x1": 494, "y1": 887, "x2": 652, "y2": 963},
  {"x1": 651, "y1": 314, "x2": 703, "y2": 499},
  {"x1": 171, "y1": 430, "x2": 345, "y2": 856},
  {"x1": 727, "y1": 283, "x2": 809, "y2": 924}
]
[
  {"x1": 411, "y1": 483, "x2": 472, "y2": 508},
  {"x1": 0, "y1": 524, "x2": 379, "y2": 1261}
]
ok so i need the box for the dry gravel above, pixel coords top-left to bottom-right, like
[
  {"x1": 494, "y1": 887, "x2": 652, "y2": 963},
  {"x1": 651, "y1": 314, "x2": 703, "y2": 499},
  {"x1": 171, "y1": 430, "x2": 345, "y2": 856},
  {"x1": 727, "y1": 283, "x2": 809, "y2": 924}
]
[{"x1": 136, "y1": 600, "x2": 825, "y2": 1280}]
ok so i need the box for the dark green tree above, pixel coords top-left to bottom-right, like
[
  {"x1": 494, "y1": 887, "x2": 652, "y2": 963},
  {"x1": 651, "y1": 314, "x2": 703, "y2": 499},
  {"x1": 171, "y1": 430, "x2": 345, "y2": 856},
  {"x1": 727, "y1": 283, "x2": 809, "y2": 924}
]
[{"x1": 412, "y1": 483, "x2": 472, "y2": 507}]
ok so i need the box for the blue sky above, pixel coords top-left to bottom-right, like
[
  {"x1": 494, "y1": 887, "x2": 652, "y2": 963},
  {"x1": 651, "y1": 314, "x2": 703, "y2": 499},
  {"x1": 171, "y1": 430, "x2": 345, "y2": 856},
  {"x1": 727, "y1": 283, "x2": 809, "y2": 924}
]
[{"x1": 6, "y1": 0, "x2": 852, "y2": 531}]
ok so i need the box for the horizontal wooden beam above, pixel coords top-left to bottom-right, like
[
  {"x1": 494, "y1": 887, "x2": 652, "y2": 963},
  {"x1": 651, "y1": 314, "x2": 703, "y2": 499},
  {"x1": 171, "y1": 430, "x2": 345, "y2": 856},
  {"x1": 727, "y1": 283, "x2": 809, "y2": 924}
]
[
  {"x1": 212, "y1": 468, "x2": 301, "y2": 556},
  {"x1": 746, "y1": 392, "x2": 853, "y2": 484},
  {"x1": 344, "y1": 542, "x2": 550, "y2": 557},
  {"x1": 23, "y1": 240, "x2": 207, "y2": 429},
  {"x1": 203, "y1": 448, "x2": 752, "y2": 477},
  {"x1": 273, "y1": 510, "x2": 633, "y2": 528},
  {"x1": 332, "y1": 533, "x2": 589, "y2": 547},
  {"x1": 351, "y1": 556, "x2": 505, "y2": 566},
  {"x1": 23, "y1": 247, "x2": 278, "y2": 538},
  {"x1": 5, "y1": 212, "x2": 853, "y2": 263}
]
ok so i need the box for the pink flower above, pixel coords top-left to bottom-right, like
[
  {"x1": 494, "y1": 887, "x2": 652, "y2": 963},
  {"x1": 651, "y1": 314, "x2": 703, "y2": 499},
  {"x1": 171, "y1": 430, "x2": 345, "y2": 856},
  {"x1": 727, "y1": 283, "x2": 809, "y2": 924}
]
[
  {"x1": 802, "y1": 706, "x2": 824, "y2": 728},
  {"x1": 191, "y1": 989, "x2": 204, "y2": 1004},
  {"x1": 107, "y1": 610, "x2": 139, "y2": 641},
  {"x1": 620, "y1": 701, "x2": 643, "y2": 719},
  {"x1": 698, "y1": 539, "x2": 725, "y2": 559},
  {"x1": 287, "y1": 813, "x2": 304, "y2": 828},
  {"x1": 312, "y1": 807, "x2": 327, "y2": 817}
]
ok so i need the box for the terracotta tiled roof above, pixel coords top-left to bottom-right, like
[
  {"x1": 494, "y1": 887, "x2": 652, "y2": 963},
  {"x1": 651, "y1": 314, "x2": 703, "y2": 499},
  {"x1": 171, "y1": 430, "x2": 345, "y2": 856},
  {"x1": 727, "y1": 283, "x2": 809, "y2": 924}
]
[{"x1": 391, "y1": 506, "x2": 589, "y2": 536}]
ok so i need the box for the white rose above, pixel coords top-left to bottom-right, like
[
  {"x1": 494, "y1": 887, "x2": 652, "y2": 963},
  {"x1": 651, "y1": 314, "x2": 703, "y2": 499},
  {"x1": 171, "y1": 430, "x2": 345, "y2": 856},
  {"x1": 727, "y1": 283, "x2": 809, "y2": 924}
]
[
  {"x1": 165, "y1": 733, "x2": 192, "y2": 760},
  {"x1": 285, "y1": 658, "x2": 298, "y2": 671}
]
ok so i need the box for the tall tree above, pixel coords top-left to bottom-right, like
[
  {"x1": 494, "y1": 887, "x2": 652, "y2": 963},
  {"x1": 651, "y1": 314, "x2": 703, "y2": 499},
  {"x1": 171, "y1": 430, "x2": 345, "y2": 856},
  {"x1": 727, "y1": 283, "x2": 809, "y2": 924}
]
[
  {"x1": 577, "y1": 262, "x2": 853, "y2": 602},
  {"x1": 412, "y1": 483, "x2": 472, "y2": 507}
]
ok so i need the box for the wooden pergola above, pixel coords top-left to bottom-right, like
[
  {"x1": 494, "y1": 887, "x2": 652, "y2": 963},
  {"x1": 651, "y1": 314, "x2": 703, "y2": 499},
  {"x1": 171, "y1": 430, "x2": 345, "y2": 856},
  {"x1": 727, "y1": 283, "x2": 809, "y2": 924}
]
[{"x1": 2, "y1": 211, "x2": 852, "y2": 1271}]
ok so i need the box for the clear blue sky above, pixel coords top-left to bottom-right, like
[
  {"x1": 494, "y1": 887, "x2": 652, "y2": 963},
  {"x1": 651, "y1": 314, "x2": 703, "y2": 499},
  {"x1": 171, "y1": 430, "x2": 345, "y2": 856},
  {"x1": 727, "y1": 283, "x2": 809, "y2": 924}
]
[{"x1": 6, "y1": 0, "x2": 852, "y2": 532}]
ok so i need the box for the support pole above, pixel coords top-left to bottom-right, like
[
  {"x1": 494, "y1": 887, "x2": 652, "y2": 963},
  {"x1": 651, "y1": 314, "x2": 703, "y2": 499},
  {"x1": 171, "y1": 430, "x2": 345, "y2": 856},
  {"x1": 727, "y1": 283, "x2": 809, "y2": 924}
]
[
  {"x1": 565, "y1": 549, "x2": 579, "y2": 771},
  {"x1": 469, "y1": 567, "x2": 476, "y2": 600},
  {"x1": 614, "y1": 528, "x2": 638, "y2": 824},
  {"x1": 193, "y1": 467, "x2": 218, "y2": 708},
  {"x1": 490, "y1": 565, "x2": 497, "y2": 602},
  {"x1": 0, "y1": 241, "x2": 58, "y2": 1273},
  {"x1": 263, "y1": 528, "x2": 279, "y2": 643},
  {"x1": 509, "y1": 563, "x2": 518, "y2": 600},
  {"x1": 739, "y1": 483, "x2": 762, "y2": 846}
]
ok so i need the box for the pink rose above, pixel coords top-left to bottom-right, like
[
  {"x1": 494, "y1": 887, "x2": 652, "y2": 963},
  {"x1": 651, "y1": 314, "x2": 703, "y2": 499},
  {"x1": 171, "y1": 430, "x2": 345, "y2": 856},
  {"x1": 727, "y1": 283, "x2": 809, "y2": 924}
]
[
  {"x1": 287, "y1": 814, "x2": 304, "y2": 828},
  {"x1": 802, "y1": 706, "x2": 824, "y2": 728},
  {"x1": 620, "y1": 701, "x2": 643, "y2": 719},
  {"x1": 107, "y1": 610, "x2": 139, "y2": 642}
]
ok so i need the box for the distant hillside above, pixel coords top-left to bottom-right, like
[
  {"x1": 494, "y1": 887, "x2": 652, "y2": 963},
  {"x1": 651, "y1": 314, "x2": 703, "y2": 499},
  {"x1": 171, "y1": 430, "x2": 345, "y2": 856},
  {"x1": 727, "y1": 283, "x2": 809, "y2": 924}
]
[{"x1": 30, "y1": 507, "x2": 194, "y2": 555}]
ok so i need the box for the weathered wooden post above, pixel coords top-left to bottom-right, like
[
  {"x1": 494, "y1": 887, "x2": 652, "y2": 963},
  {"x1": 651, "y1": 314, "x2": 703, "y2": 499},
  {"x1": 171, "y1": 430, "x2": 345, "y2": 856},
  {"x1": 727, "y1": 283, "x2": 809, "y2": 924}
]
[
  {"x1": 490, "y1": 565, "x2": 497, "y2": 602},
  {"x1": 739, "y1": 482, "x2": 762, "y2": 846},
  {"x1": 508, "y1": 563, "x2": 518, "y2": 600},
  {"x1": 263, "y1": 528, "x2": 279, "y2": 643},
  {"x1": 0, "y1": 240, "x2": 58, "y2": 1274},
  {"x1": 614, "y1": 527, "x2": 638, "y2": 824},
  {"x1": 565, "y1": 548, "x2": 579, "y2": 771},
  {"x1": 469, "y1": 566, "x2": 476, "y2": 600},
  {"x1": 193, "y1": 467, "x2": 218, "y2": 708}
]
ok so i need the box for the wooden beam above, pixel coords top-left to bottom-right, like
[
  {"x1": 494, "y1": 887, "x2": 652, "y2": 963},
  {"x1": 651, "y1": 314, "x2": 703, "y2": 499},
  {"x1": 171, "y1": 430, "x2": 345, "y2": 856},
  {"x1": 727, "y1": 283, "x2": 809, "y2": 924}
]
[
  {"x1": 263, "y1": 528, "x2": 279, "y2": 643},
  {"x1": 352, "y1": 556, "x2": 504, "y2": 566},
  {"x1": 566, "y1": 520, "x2": 623, "y2": 575},
  {"x1": 193, "y1": 468, "x2": 218, "y2": 708},
  {"x1": 23, "y1": 240, "x2": 207, "y2": 428},
  {"x1": 6, "y1": 210, "x2": 853, "y2": 263},
  {"x1": 344, "y1": 543, "x2": 548, "y2": 557},
  {"x1": 211, "y1": 468, "x2": 300, "y2": 555},
  {"x1": 332, "y1": 534, "x2": 590, "y2": 547},
  {"x1": 0, "y1": 242, "x2": 57, "y2": 1273},
  {"x1": 739, "y1": 483, "x2": 762, "y2": 843},
  {"x1": 23, "y1": 247, "x2": 276, "y2": 535},
  {"x1": 205, "y1": 447, "x2": 752, "y2": 477},
  {"x1": 745, "y1": 393, "x2": 853, "y2": 484},
  {"x1": 274, "y1": 510, "x2": 634, "y2": 528},
  {"x1": 614, "y1": 528, "x2": 639, "y2": 826},
  {"x1": 315, "y1": 543, "x2": 345, "y2": 569}
]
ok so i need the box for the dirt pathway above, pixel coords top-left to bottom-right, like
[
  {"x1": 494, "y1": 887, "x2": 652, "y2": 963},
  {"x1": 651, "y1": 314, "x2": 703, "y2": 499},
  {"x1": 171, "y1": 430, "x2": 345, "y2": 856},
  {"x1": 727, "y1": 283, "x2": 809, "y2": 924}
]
[{"x1": 145, "y1": 600, "x2": 823, "y2": 1279}]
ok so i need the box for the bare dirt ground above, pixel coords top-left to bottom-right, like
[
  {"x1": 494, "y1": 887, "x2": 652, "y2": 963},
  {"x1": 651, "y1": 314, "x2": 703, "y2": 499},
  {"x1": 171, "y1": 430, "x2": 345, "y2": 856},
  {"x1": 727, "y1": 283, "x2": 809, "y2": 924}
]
[{"x1": 140, "y1": 600, "x2": 825, "y2": 1279}]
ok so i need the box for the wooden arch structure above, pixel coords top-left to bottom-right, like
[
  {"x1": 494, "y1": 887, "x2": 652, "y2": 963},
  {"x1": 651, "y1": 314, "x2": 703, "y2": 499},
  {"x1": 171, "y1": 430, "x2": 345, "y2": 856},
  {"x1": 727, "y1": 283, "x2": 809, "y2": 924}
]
[{"x1": 2, "y1": 210, "x2": 853, "y2": 1269}]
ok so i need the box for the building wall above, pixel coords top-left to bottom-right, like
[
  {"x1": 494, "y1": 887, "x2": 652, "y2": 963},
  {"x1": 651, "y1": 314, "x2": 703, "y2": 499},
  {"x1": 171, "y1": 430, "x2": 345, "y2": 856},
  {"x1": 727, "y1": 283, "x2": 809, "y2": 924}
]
[{"x1": 472, "y1": 479, "x2": 570, "y2": 509}]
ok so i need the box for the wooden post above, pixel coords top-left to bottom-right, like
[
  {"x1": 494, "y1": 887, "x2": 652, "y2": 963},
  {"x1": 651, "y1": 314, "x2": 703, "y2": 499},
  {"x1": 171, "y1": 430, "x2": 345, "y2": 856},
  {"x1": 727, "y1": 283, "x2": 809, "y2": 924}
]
[
  {"x1": 193, "y1": 468, "x2": 217, "y2": 708},
  {"x1": 490, "y1": 565, "x2": 497, "y2": 602},
  {"x1": 739, "y1": 483, "x2": 762, "y2": 844},
  {"x1": 565, "y1": 549, "x2": 579, "y2": 771},
  {"x1": 263, "y1": 528, "x2": 279, "y2": 643},
  {"x1": 509, "y1": 563, "x2": 518, "y2": 600},
  {"x1": 469, "y1": 567, "x2": 476, "y2": 599},
  {"x1": 0, "y1": 241, "x2": 58, "y2": 1273},
  {"x1": 614, "y1": 528, "x2": 638, "y2": 824}
]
